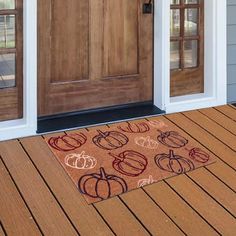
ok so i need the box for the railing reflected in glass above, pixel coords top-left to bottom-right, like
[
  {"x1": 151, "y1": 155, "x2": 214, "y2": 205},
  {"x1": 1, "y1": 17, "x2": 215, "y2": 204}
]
[{"x1": 0, "y1": 1, "x2": 16, "y2": 89}]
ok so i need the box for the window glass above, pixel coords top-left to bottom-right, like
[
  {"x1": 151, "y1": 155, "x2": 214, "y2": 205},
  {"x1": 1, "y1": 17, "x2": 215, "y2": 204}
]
[
  {"x1": 170, "y1": 41, "x2": 180, "y2": 70},
  {"x1": 185, "y1": 9, "x2": 198, "y2": 36},
  {"x1": 0, "y1": 0, "x2": 15, "y2": 10},
  {"x1": 0, "y1": 15, "x2": 15, "y2": 48},
  {"x1": 184, "y1": 40, "x2": 198, "y2": 68}
]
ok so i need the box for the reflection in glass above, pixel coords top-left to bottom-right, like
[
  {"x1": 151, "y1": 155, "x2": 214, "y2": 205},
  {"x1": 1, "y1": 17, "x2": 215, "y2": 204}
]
[
  {"x1": 185, "y1": 9, "x2": 198, "y2": 36},
  {"x1": 0, "y1": 53, "x2": 15, "y2": 88},
  {"x1": 170, "y1": 41, "x2": 180, "y2": 70},
  {"x1": 0, "y1": 15, "x2": 15, "y2": 48},
  {"x1": 171, "y1": 0, "x2": 180, "y2": 5},
  {"x1": 0, "y1": 0, "x2": 15, "y2": 10},
  {"x1": 184, "y1": 40, "x2": 198, "y2": 68},
  {"x1": 170, "y1": 9, "x2": 180, "y2": 37},
  {"x1": 184, "y1": 0, "x2": 198, "y2": 4}
]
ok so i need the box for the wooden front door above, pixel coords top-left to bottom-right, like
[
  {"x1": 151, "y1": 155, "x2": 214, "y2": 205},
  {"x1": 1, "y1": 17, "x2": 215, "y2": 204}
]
[{"x1": 38, "y1": 0, "x2": 153, "y2": 117}]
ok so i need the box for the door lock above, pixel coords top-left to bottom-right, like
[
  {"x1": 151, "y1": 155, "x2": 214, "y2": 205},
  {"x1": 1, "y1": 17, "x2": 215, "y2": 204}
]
[{"x1": 143, "y1": 0, "x2": 153, "y2": 14}]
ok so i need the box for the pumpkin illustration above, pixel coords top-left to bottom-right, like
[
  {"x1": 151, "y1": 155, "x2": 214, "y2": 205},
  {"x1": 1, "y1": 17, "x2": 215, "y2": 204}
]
[
  {"x1": 155, "y1": 150, "x2": 195, "y2": 174},
  {"x1": 48, "y1": 133, "x2": 87, "y2": 152},
  {"x1": 135, "y1": 136, "x2": 159, "y2": 149},
  {"x1": 118, "y1": 121, "x2": 150, "y2": 133},
  {"x1": 78, "y1": 167, "x2": 128, "y2": 200},
  {"x1": 148, "y1": 120, "x2": 168, "y2": 129},
  {"x1": 157, "y1": 130, "x2": 188, "y2": 148},
  {"x1": 92, "y1": 130, "x2": 128, "y2": 150},
  {"x1": 137, "y1": 175, "x2": 156, "y2": 188},
  {"x1": 188, "y1": 148, "x2": 210, "y2": 163},
  {"x1": 109, "y1": 150, "x2": 148, "y2": 177},
  {"x1": 65, "y1": 151, "x2": 97, "y2": 170}
]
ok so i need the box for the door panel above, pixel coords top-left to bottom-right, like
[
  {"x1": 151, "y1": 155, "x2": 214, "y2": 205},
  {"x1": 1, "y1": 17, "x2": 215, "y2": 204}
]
[{"x1": 38, "y1": 0, "x2": 153, "y2": 116}]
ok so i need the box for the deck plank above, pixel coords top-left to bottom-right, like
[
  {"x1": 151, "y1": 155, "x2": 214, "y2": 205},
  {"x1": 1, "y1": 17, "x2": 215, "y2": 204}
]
[
  {"x1": 94, "y1": 197, "x2": 150, "y2": 236},
  {"x1": 199, "y1": 107, "x2": 236, "y2": 135},
  {"x1": 144, "y1": 182, "x2": 218, "y2": 236},
  {"x1": 166, "y1": 174, "x2": 236, "y2": 235},
  {"x1": 187, "y1": 168, "x2": 236, "y2": 217},
  {"x1": 20, "y1": 136, "x2": 113, "y2": 236},
  {"x1": 165, "y1": 113, "x2": 236, "y2": 170},
  {"x1": 0, "y1": 140, "x2": 78, "y2": 236},
  {"x1": 120, "y1": 188, "x2": 184, "y2": 236},
  {"x1": 0, "y1": 158, "x2": 41, "y2": 236},
  {"x1": 214, "y1": 105, "x2": 236, "y2": 121},
  {"x1": 183, "y1": 110, "x2": 236, "y2": 151}
]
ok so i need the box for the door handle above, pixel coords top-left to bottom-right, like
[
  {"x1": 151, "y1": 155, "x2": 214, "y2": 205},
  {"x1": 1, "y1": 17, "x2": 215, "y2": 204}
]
[{"x1": 143, "y1": 0, "x2": 153, "y2": 14}]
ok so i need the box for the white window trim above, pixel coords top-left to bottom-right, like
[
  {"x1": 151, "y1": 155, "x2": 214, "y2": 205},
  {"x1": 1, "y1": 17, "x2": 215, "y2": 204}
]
[
  {"x1": 0, "y1": 0, "x2": 227, "y2": 141},
  {"x1": 154, "y1": 0, "x2": 227, "y2": 113},
  {"x1": 0, "y1": 0, "x2": 37, "y2": 141}
]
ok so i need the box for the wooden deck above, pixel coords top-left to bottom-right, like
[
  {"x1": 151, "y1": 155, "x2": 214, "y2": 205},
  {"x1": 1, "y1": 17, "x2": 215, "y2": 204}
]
[{"x1": 1, "y1": 105, "x2": 236, "y2": 236}]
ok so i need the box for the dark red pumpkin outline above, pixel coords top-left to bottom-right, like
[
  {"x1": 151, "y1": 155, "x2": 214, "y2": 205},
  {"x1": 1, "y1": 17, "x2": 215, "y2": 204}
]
[
  {"x1": 157, "y1": 130, "x2": 188, "y2": 148},
  {"x1": 117, "y1": 121, "x2": 150, "y2": 133},
  {"x1": 78, "y1": 167, "x2": 128, "y2": 200},
  {"x1": 109, "y1": 150, "x2": 148, "y2": 177},
  {"x1": 154, "y1": 150, "x2": 195, "y2": 174},
  {"x1": 92, "y1": 130, "x2": 129, "y2": 150},
  {"x1": 187, "y1": 147, "x2": 210, "y2": 163},
  {"x1": 48, "y1": 133, "x2": 87, "y2": 152}
]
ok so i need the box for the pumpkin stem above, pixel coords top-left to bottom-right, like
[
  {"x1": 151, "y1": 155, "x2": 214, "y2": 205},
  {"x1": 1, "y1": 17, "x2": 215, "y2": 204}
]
[
  {"x1": 100, "y1": 167, "x2": 107, "y2": 179},
  {"x1": 80, "y1": 151, "x2": 85, "y2": 157},
  {"x1": 109, "y1": 152, "x2": 123, "y2": 161},
  {"x1": 157, "y1": 129, "x2": 164, "y2": 135},
  {"x1": 97, "y1": 130, "x2": 106, "y2": 137},
  {"x1": 169, "y1": 150, "x2": 175, "y2": 159}
]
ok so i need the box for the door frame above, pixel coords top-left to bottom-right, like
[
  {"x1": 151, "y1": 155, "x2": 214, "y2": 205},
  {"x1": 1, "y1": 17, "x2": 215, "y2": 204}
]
[{"x1": 0, "y1": 0, "x2": 227, "y2": 141}]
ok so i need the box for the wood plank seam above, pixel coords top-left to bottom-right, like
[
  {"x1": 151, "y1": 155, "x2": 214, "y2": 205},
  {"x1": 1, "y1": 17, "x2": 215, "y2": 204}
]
[
  {"x1": 117, "y1": 196, "x2": 153, "y2": 236},
  {"x1": 204, "y1": 166, "x2": 236, "y2": 194},
  {"x1": 0, "y1": 220, "x2": 7, "y2": 236},
  {"x1": 17, "y1": 140, "x2": 81, "y2": 235},
  {"x1": 180, "y1": 112, "x2": 236, "y2": 153},
  {"x1": 91, "y1": 205, "x2": 116, "y2": 236},
  {"x1": 198, "y1": 110, "x2": 236, "y2": 137},
  {"x1": 214, "y1": 107, "x2": 236, "y2": 122},
  {"x1": 185, "y1": 173, "x2": 236, "y2": 219},
  {"x1": 0, "y1": 155, "x2": 44, "y2": 235},
  {"x1": 163, "y1": 180, "x2": 222, "y2": 235},
  {"x1": 164, "y1": 115, "x2": 236, "y2": 172},
  {"x1": 141, "y1": 188, "x2": 188, "y2": 236}
]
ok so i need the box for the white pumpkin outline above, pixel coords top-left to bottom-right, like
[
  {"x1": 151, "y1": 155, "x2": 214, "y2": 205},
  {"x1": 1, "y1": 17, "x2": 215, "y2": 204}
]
[
  {"x1": 137, "y1": 175, "x2": 156, "y2": 188},
  {"x1": 65, "y1": 151, "x2": 97, "y2": 170},
  {"x1": 148, "y1": 120, "x2": 168, "y2": 129},
  {"x1": 135, "y1": 136, "x2": 159, "y2": 149}
]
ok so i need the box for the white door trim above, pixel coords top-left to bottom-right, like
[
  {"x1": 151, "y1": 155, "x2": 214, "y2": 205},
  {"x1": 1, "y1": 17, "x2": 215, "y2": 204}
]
[
  {"x1": 0, "y1": 0, "x2": 227, "y2": 141},
  {"x1": 153, "y1": 0, "x2": 227, "y2": 113}
]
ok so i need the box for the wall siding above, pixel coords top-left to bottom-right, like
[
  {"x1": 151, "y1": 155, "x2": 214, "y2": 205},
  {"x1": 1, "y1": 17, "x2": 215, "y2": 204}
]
[{"x1": 227, "y1": 0, "x2": 236, "y2": 102}]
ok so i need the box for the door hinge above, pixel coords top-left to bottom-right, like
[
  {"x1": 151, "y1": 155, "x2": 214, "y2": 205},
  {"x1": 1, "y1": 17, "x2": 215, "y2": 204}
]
[{"x1": 143, "y1": 0, "x2": 153, "y2": 14}]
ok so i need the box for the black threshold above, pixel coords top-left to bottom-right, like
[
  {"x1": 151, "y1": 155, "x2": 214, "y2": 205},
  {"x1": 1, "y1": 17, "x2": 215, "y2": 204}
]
[{"x1": 37, "y1": 102, "x2": 165, "y2": 133}]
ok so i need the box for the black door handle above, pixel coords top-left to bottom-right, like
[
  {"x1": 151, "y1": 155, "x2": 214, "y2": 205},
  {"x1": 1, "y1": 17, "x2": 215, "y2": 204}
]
[{"x1": 143, "y1": 0, "x2": 153, "y2": 14}]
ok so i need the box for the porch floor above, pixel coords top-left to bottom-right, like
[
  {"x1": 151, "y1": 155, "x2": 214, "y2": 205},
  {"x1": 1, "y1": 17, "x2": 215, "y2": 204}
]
[{"x1": 1, "y1": 105, "x2": 236, "y2": 236}]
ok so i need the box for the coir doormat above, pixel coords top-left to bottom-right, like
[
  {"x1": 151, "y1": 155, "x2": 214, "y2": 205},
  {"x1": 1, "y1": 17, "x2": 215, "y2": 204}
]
[{"x1": 45, "y1": 116, "x2": 216, "y2": 204}]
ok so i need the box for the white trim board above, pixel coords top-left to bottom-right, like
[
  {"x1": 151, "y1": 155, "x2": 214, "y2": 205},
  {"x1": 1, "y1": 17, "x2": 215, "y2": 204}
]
[
  {"x1": 153, "y1": 0, "x2": 227, "y2": 113},
  {"x1": 0, "y1": 0, "x2": 227, "y2": 141}
]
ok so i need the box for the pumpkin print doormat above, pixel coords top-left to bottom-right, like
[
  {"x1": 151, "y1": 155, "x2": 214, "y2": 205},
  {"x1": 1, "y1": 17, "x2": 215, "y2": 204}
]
[{"x1": 45, "y1": 116, "x2": 216, "y2": 204}]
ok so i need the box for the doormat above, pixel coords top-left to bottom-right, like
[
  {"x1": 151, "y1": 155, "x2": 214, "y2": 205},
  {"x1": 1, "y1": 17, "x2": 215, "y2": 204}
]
[{"x1": 45, "y1": 117, "x2": 216, "y2": 204}]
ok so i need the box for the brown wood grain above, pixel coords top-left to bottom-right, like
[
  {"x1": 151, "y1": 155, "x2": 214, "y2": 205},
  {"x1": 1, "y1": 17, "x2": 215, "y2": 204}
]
[
  {"x1": 38, "y1": 0, "x2": 153, "y2": 116},
  {"x1": 94, "y1": 197, "x2": 150, "y2": 236},
  {"x1": 199, "y1": 107, "x2": 236, "y2": 135},
  {"x1": 20, "y1": 135, "x2": 113, "y2": 236},
  {"x1": 0, "y1": 140, "x2": 78, "y2": 236},
  {"x1": 215, "y1": 105, "x2": 236, "y2": 122},
  {"x1": 166, "y1": 174, "x2": 236, "y2": 235},
  {"x1": 0, "y1": 158, "x2": 41, "y2": 236},
  {"x1": 0, "y1": 0, "x2": 23, "y2": 121},
  {"x1": 120, "y1": 188, "x2": 185, "y2": 236},
  {"x1": 144, "y1": 182, "x2": 218, "y2": 236}
]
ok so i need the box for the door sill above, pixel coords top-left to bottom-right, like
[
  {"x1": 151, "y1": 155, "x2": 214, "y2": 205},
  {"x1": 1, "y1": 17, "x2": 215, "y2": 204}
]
[{"x1": 37, "y1": 102, "x2": 165, "y2": 133}]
